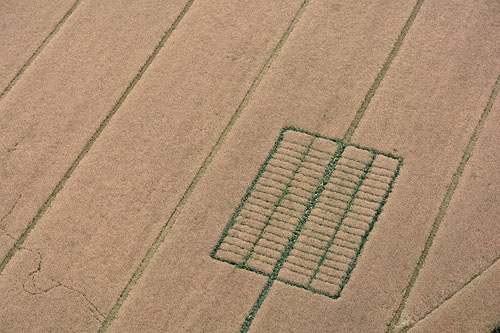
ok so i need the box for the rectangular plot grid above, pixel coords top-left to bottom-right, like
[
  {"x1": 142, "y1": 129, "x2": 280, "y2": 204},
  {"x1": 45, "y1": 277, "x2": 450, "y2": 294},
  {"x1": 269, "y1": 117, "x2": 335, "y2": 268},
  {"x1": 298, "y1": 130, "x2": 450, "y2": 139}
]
[{"x1": 211, "y1": 128, "x2": 402, "y2": 299}]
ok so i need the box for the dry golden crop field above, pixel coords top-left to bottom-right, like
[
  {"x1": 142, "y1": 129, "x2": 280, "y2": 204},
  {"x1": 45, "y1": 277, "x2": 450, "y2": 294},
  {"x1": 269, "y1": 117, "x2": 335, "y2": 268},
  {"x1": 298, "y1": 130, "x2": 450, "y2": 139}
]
[{"x1": 1, "y1": 0, "x2": 499, "y2": 332}]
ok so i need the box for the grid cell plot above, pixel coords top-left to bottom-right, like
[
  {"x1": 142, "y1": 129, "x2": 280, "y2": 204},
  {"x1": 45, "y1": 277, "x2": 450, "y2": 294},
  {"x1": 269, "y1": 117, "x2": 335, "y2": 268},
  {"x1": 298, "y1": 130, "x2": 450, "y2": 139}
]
[{"x1": 212, "y1": 128, "x2": 401, "y2": 299}]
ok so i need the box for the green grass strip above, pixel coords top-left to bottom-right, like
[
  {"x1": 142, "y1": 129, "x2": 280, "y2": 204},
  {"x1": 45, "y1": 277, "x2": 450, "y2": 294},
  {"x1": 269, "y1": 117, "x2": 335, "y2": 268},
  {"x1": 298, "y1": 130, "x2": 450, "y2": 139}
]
[{"x1": 342, "y1": 0, "x2": 425, "y2": 142}]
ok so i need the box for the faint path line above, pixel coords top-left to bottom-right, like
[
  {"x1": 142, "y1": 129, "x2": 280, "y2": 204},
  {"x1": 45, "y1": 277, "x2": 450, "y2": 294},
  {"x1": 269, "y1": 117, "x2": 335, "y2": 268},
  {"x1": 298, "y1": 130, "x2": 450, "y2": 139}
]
[
  {"x1": 403, "y1": 255, "x2": 500, "y2": 332},
  {"x1": 0, "y1": 194, "x2": 22, "y2": 227},
  {"x1": 342, "y1": 0, "x2": 425, "y2": 142},
  {"x1": 60, "y1": 282, "x2": 106, "y2": 323},
  {"x1": 98, "y1": 0, "x2": 313, "y2": 331},
  {"x1": 0, "y1": 0, "x2": 83, "y2": 102},
  {"x1": 0, "y1": 0, "x2": 195, "y2": 275},
  {"x1": 387, "y1": 72, "x2": 500, "y2": 331}
]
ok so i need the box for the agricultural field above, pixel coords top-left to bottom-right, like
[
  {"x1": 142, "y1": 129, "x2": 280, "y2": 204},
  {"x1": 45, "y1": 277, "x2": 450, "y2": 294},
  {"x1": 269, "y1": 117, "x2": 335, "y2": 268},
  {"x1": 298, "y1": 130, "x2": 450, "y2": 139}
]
[{"x1": 1, "y1": 0, "x2": 499, "y2": 332}]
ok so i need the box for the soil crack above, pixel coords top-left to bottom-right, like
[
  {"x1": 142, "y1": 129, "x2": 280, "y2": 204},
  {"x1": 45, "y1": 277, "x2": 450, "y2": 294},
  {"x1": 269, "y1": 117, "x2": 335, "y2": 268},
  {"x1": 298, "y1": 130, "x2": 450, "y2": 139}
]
[
  {"x1": 0, "y1": 196, "x2": 105, "y2": 324},
  {"x1": 0, "y1": 194, "x2": 22, "y2": 229},
  {"x1": 20, "y1": 246, "x2": 105, "y2": 323}
]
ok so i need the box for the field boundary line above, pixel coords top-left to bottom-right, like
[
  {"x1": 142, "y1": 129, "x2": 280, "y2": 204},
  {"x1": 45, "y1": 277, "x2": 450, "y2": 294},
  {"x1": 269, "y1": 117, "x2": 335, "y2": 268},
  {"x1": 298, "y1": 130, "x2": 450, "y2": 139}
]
[
  {"x1": 0, "y1": 0, "x2": 83, "y2": 101},
  {"x1": 403, "y1": 255, "x2": 500, "y2": 332}
]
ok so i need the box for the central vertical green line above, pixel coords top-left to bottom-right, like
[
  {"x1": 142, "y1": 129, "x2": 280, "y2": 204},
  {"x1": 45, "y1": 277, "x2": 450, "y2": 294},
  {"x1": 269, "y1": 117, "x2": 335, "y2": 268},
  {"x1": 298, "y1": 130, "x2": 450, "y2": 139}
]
[
  {"x1": 240, "y1": 143, "x2": 345, "y2": 332},
  {"x1": 307, "y1": 153, "x2": 375, "y2": 289}
]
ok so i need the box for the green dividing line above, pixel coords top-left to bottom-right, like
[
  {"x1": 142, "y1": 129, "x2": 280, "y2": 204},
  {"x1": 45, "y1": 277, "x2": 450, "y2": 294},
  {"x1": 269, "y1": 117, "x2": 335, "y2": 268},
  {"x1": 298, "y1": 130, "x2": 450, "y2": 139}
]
[
  {"x1": 241, "y1": 144, "x2": 345, "y2": 332},
  {"x1": 307, "y1": 154, "x2": 375, "y2": 288},
  {"x1": 0, "y1": 0, "x2": 83, "y2": 102},
  {"x1": 0, "y1": 0, "x2": 195, "y2": 276},
  {"x1": 387, "y1": 72, "x2": 500, "y2": 332},
  {"x1": 342, "y1": 0, "x2": 425, "y2": 143},
  {"x1": 99, "y1": 1, "x2": 313, "y2": 331}
]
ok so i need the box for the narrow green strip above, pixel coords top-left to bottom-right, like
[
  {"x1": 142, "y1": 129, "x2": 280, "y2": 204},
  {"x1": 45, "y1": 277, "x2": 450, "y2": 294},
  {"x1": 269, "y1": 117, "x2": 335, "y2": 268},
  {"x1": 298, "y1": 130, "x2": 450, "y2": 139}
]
[
  {"x1": 342, "y1": 0, "x2": 425, "y2": 142},
  {"x1": 0, "y1": 0, "x2": 83, "y2": 101}
]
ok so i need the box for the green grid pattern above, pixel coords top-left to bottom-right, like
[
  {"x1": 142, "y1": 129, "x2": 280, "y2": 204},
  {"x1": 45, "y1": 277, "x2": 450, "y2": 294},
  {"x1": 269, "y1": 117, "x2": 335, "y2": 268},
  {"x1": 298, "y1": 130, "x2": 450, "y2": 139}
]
[{"x1": 211, "y1": 127, "x2": 402, "y2": 299}]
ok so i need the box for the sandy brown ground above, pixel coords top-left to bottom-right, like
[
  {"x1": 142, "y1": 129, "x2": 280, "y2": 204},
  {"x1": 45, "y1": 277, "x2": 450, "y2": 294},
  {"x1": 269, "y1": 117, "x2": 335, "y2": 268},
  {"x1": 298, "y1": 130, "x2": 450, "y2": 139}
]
[{"x1": 0, "y1": 0, "x2": 499, "y2": 332}]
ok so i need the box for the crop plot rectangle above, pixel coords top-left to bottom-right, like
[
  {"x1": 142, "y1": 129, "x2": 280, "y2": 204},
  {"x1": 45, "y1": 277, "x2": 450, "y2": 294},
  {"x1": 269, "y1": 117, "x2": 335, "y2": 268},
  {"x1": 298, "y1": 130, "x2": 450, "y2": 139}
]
[{"x1": 212, "y1": 128, "x2": 401, "y2": 299}]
